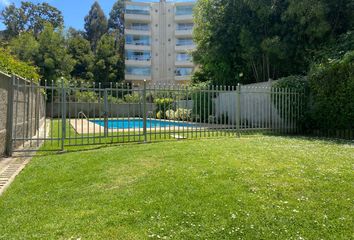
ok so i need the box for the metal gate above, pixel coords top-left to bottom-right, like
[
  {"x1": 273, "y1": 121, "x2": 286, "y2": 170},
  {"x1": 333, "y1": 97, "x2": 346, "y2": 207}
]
[{"x1": 8, "y1": 78, "x2": 304, "y2": 155}]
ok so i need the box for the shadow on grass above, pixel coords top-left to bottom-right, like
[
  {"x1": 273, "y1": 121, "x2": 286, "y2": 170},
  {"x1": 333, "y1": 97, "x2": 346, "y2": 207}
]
[{"x1": 12, "y1": 131, "x2": 353, "y2": 159}]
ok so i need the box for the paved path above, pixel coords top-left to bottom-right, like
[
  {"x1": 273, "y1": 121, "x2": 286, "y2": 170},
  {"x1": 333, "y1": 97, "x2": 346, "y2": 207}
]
[
  {"x1": 0, "y1": 121, "x2": 48, "y2": 196},
  {"x1": 0, "y1": 154, "x2": 32, "y2": 195}
]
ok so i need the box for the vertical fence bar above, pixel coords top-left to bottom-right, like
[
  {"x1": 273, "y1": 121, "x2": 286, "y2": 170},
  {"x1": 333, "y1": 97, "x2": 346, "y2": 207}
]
[
  {"x1": 104, "y1": 88, "x2": 108, "y2": 137},
  {"x1": 29, "y1": 79, "x2": 34, "y2": 147},
  {"x1": 5, "y1": 76, "x2": 15, "y2": 156},
  {"x1": 35, "y1": 82, "x2": 40, "y2": 147},
  {"x1": 236, "y1": 84, "x2": 241, "y2": 137},
  {"x1": 61, "y1": 78, "x2": 66, "y2": 151},
  {"x1": 143, "y1": 80, "x2": 147, "y2": 143},
  {"x1": 13, "y1": 77, "x2": 19, "y2": 150},
  {"x1": 23, "y1": 79, "x2": 28, "y2": 147}
]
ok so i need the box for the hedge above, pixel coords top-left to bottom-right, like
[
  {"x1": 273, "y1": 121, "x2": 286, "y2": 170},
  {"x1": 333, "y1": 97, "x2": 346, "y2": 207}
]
[
  {"x1": 0, "y1": 48, "x2": 40, "y2": 81},
  {"x1": 308, "y1": 51, "x2": 354, "y2": 131}
]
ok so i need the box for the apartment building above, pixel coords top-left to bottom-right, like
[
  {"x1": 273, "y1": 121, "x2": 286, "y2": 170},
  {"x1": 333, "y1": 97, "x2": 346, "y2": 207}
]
[{"x1": 124, "y1": 0, "x2": 195, "y2": 85}]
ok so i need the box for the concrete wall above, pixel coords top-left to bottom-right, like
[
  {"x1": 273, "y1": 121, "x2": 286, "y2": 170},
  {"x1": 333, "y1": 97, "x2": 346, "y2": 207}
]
[
  {"x1": 213, "y1": 81, "x2": 288, "y2": 128},
  {"x1": 0, "y1": 72, "x2": 46, "y2": 156},
  {"x1": 0, "y1": 72, "x2": 11, "y2": 155}
]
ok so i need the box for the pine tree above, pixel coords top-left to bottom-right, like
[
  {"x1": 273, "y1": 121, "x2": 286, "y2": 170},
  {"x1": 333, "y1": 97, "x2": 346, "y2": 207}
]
[
  {"x1": 108, "y1": 0, "x2": 125, "y2": 36},
  {"x1": 84, "y1": 1, "x2": 108, "y2": 51}
]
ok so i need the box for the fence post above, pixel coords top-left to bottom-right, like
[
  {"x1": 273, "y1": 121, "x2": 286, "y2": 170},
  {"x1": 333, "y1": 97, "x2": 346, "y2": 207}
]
[
  {"x1": 61, "y1": 78, "x2": 66, "y2": 151},
  {"x1": 142, "y1": 79, "x2": 147, "y2": 143},
  {"x1": 236, "y1": 83, "x2": 241, "y2": 137},
  {"x1": 5, "y1": 75, "x2": 15, "y2": 156},
  {"x1": 103, "y1": 88, "x2": 108, "y2": 137}
]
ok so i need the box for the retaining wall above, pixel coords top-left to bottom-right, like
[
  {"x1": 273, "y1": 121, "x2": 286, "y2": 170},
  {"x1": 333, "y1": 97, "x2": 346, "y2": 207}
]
[{"x1": 0, "y1": 72, "x2": 46, "y2": 156}]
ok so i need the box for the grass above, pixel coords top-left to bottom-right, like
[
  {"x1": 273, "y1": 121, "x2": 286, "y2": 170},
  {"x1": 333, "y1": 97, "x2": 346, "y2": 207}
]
[{"x1": 0, "y1": 136, "x2": 353, "y2": 239}]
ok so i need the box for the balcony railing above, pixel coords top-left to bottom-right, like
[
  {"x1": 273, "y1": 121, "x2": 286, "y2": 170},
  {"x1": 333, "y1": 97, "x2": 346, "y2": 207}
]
[
  {"x1": 176, "y1": 27, "x2": 193, "y2": 31},
  {"x1": 126, "y1": 56, "x2": 151, "y2": 61},
  {"x1": 176, "y1": 42, "x2": 195, "y2": 46},
  {"x1": 125, "y1": 41, "x2": 150, "y2": 46},
  {"x1": 126, "y1": 26, "x2": 150, "y2": 31},
  {"x1": 125, "y1": 9, "x2": 150, "y2": 15}
]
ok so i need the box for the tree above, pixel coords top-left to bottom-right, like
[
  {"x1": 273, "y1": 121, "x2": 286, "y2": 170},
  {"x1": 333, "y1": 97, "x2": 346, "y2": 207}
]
[
  {"x1": 67, "y1": 28, "x2": 95, "y2": 81},
  {"x1": 108, "y1": 0, "x2": 126, "y2": 82},
  {"x1": 94, "y1": 33, "x2": 123, "y2": 84},
  {"x1": 108, "y1": 0, "x2": 125, "y2": 36},
  {"x1": 0, "y1": 47, "x2": 40, "y2": 81},
  {"x1": 36, "y1": 24, "x2": 74, "y2": 81},
  {"x1": 0, "y1": 2, "x2": 63, "y2": 38},
  {"x1": 9, "y1": 32, "x2": 39, "y2": 63},
  {"x1": 84, "y1": 1, "x2": 108, "y2": 51},
  {"x1": 193, "y1": 0, "x2": 354, "y2": 85}
]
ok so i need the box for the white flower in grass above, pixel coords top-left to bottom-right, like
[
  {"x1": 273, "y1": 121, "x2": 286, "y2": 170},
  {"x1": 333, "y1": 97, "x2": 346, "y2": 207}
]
[{"x1": 231, "y1": 213, "x2": 236, "y2": 219}]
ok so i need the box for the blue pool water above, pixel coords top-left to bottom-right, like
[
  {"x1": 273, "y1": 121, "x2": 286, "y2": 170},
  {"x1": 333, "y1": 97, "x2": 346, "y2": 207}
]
[{"x1": 91, "y1": 119, "x2": 195, "y2": 129}]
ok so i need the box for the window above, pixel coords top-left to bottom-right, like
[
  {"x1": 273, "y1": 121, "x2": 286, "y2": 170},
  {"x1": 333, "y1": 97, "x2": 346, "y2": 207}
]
[
  {"x1": 176, "y1": 53, "x2": 192, "y2": 61},
  {"x1": 125, "y1": 50, "x2": 151, "y2": 61},
  {"x1": 126, "y1": 66, "x2": 151, "y2": 76},
  {"x1": 176, "y1": 38, "x2": 194, "y2": 46},
  {"x1": 129, "y1": 23, "x2": 149, "y2": 31},
  {"x1": 125, "y1": 35, "x2": 150, "y2": 46},
  {"x1": 175, "y1": 67, "x2": 193, "y2": 76},
  {"x1": 176, "y1": 23, "x2": 193, "y2": 31},
  {"x1": 176, "y1": 5, "x2": 193, "y2": 15},
  {"x1": 125, "y1": 5, "x2": 150, "y2": 15}
]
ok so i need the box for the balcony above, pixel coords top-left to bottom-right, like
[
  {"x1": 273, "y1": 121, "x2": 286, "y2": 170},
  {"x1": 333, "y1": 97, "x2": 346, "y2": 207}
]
[
  {"x1": 175, "y1": 44, "x2": 195, "y2": 51},
  {"x1": 125, "y1": 44, "x2": 151, "y2": 51},
  {"x1": 175, "y1": 61, "x2": 194, "y2": 67},
  {"x1": 125, "y1": 59, "x2": 151, "y2": 66},
  {"x1": 175, "y1": 29, "x2": 193, "y2": 37},
  {"x1": 125, "y1": 14, "x2": 151, "y2": 22},
  {"x1": 175, "y1": 75, "x2": 192, "y2": 81},
  {"x1": 125, "y1": 28, "x2": 151, "y2": 36},
  {"x1": 174, "y1": 14, "x2": 193, "y2": 22},
  {"x1": 125, "y1": 74, "x2": 151, "y2": 81}
]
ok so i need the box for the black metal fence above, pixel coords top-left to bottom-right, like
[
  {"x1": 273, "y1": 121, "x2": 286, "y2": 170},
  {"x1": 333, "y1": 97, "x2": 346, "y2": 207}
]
[{"x1": 9, "y1": 79, "x2": 305, "y2": 154}]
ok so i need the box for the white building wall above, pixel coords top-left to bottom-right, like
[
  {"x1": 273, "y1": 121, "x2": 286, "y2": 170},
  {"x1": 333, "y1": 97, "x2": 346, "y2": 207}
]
[{"x1": 124, "y1": 0, "x2": 195, "y2": 85}]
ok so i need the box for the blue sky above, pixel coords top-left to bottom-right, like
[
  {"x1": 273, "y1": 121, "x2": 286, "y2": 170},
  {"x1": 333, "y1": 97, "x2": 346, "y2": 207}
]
[
  {"x1": 0, "y1": 0, "x2": 153, "y2": 30},
  {"x1": 0, "y1": 0, "x2": 194, "y2": 31}
]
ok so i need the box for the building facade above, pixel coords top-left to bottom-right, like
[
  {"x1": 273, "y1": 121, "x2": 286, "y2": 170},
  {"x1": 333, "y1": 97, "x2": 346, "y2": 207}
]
[{"x1": 124, "y1": 0, "x2": 195, "y2": 85}]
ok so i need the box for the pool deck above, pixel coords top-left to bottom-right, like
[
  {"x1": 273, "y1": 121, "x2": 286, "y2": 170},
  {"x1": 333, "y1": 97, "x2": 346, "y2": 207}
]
[{"x1": 69, "y1": 118, "x2": 214, "y2": 134}]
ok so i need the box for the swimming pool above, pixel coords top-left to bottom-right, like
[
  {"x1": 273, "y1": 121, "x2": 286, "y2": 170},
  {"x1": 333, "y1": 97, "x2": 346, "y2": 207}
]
[{"x1": 90, "y1": 119, "x2": 195, "y2": 129}]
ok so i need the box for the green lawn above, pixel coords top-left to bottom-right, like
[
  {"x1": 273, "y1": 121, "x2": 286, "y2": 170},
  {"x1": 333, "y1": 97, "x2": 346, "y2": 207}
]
[{"x1": 0, "y1": 136, "x2": 353, "y2": 239}]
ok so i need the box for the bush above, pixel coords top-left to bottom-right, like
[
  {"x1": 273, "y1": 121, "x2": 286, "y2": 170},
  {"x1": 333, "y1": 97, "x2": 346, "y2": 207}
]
[
  {"x1": 272, "y1": 75, "x2": 309, "y2": 129},
  {"x1": 308, "y1": 51, "x2": 354, "y2": 131},
  {"x1": 0, "y1": 48, "x2": 40, "y2": 81},
  {"x1": 175, "y1": 108, "x2": 192, "y2": 121},
  {"x1": 154, "y1": 98, "x2": 174, "y2": 118},
  {"x1": 107, "y1": 95, "x2": 124, "y2": 104},
  {"x1": 165, "y1": 109, "x2": 176, "y2": 120},
  {"x1": 156, "y1": 110, "x2": 163, "y2": 119},
  {"x1": 76, "y1": 91, "x2": 99, "y2": 103},
  {"x1": 124, "y1": 92, "x2": 141, "y2": 103},
  {"x1": 191, "y1": 83, "x2": 212, "y2": 123}
]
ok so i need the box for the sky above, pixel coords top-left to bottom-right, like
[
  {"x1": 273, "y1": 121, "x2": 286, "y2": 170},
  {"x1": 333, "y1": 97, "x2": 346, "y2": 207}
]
[{"x1": 0, "y1": 0, "x2": 155, "y2": 31}]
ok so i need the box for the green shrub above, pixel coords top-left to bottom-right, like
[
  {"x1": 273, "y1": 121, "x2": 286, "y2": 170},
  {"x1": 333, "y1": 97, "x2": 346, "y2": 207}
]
[
  {"x1": 308, "y1": 51, "x2": 354, "y2": 131},
  {"x1": 0, "y1": 48, "x2": 40, "y2": 81},
  {"x1": 107, "y1": 95, "x2": 125, "y2": 104},
  {"x1": 154, "y1": 98, "x2": 174, "y2": 118},
  {"x1": 76, "y1": 91, "x2": 99, "y2": 103},
  {"x1": 272, "y1": 75, "x2": 309, "y2": 129},
  {"x1": 124, "y1": 92, "x2": 141, "y2": 103},
  {"x1": 191, "y1": 85, "x2": 212, "y2": 123}
]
